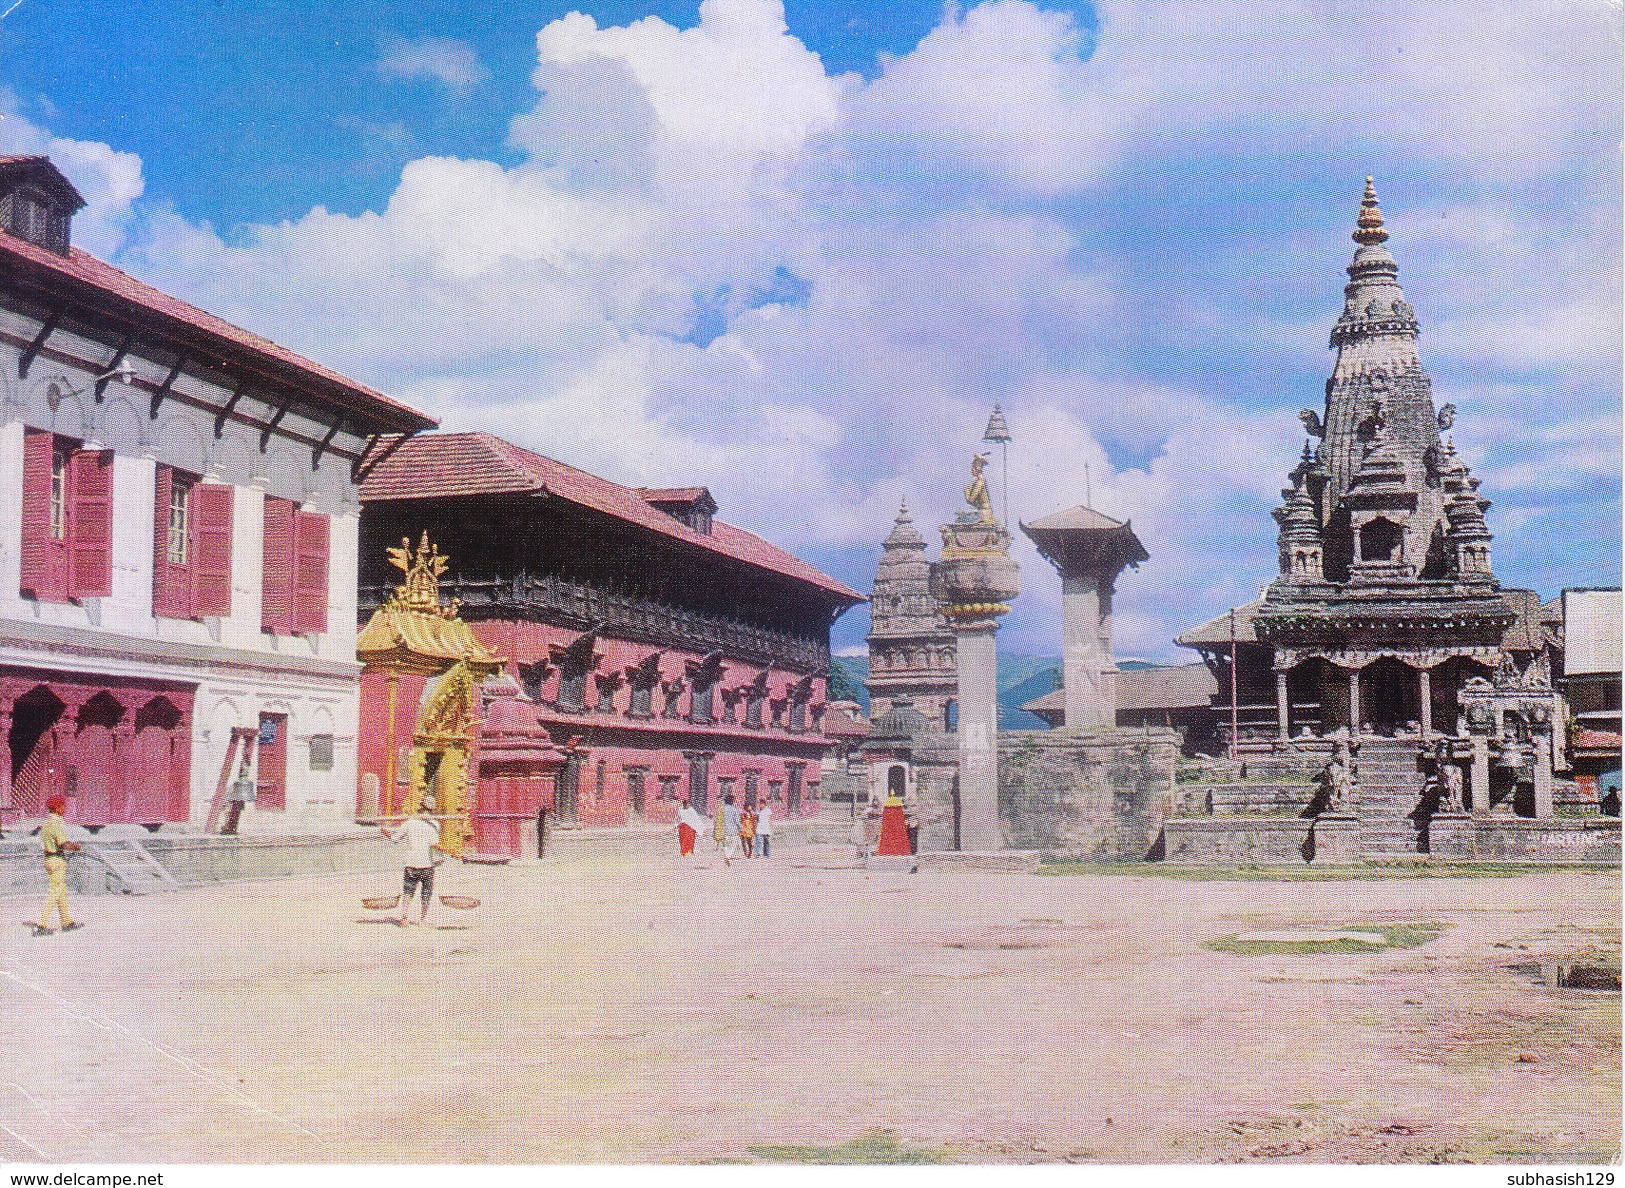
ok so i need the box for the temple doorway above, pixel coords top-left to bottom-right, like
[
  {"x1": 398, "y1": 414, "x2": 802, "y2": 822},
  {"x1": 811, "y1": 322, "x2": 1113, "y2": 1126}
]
[{"x1": 1361, "y1": 657, "x2": 1417, "y2": 735}]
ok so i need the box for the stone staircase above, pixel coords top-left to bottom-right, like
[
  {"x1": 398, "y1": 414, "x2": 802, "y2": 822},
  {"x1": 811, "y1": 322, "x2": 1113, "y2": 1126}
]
[
  {"x1": 83, "y1": 838, "x2": 181, "y2": 894},
  {"x1": 1354, "y1": 736, "x2": 1427, "y2": 858}
]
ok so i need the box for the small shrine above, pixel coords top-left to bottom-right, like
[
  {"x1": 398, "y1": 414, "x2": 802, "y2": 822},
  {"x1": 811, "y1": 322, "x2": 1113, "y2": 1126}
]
[{"x1": 356, "y1": 533, "x2": 504, "y2": 856}]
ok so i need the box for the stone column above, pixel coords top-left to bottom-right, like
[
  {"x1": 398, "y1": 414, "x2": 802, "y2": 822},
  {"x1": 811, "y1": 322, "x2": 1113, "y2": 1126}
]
[
  {"x1": 930, "y1": 518, "x2": 1020, "y2": 853},
  {"x1": 1275, "y1": 670, "x2": 1290, "y2": 741},
  {"x1": 1417, "y1": 667, "x2": 1431, "y2": 739},
  {"x1": 0, "y1": 695, "x2": 12, "y2": 813},
  {"x1": 1532, "y1": 732, "x2": 1553, "y2": 819},
  {"x1": 1470, "y1": 735, "x2": 1490, "y2": 817},
  {"x1": 953, "y1": 620, "x2": 1001, "y2": 850},
  {"x1": 1061, "y1": 572, "x2": 1113, "y2": 731},
  {"x1": 1348, "y1": 668, "x2": 1362, "y2": 734}
]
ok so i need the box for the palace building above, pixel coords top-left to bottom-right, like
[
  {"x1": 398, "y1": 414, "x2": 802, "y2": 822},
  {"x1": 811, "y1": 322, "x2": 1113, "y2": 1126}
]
[
  {"x1": 356, "y1": 432, "x2": 863, "y2": 844},
  {"x1": 0, "y1": 155, "x2": 436, "y2": 830}
]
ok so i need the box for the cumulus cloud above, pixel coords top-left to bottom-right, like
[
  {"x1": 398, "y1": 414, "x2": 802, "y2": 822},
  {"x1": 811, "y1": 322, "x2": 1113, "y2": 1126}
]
[
  {"x1": 36, "y1": 0, "x2": 1622, "y2": 659},
  {"x1": 0, "y1": 92, "x2": 144, "y2": 257},
  {"x1": 378, "y1": 36, "x2": 491, "y2": 89}
]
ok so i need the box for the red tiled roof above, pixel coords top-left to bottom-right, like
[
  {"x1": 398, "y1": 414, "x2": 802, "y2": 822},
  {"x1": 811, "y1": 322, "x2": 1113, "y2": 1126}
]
[
  {"x1": 0, "y1": 226, "x2": 435, "y2": 434},
  {"x1": 361, "y1": 432, "x2": 864, "y2": 603},
  {"x1": 823, "y1": 704, "x2": 871, "y2": 739},
  {"x1": 1572, "y1": 729, "x2": 1622, "y2": 752}
]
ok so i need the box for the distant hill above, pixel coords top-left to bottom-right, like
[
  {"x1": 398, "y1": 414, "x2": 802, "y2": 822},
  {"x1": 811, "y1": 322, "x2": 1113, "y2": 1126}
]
[{"x1": 828, "y1": 653, "x2": 1062, "y2": 729}]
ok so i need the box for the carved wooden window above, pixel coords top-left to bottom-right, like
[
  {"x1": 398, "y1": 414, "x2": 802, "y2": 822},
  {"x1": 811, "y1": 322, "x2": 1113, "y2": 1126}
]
[
  {"x1": 786, "y1": 763, "x2": 804, "y2": 812},
  {"x1": 625, "y1": 768, "x2": 647, "y2": 815},
  {"x1": 153, "y1": 467, "x2": 232, "y2": 619},
  {"x1": 558, "y1": 665, "x2": 588, "y2": 712},
  {"x1": 22, "y1": 430, "x2": 113, "y2": 603},
  {"x1": 166, "y1": 474, "x2": 192, "y2": 565},
  {"x1": 686, "y1": 753, "x2": 711, "y2": 813},
  {"x1": 689, "y1": 678, "x2": 715, "y2": 725},
  {"x1": 48, "y1": 443, "x2": 69, "y2": 539},
  {"x1": 629, "y1": 680, "x2": 653, "y2": 718},
  {"x1": 744, "y1": 689, "x2": 764, "y2": 728}
]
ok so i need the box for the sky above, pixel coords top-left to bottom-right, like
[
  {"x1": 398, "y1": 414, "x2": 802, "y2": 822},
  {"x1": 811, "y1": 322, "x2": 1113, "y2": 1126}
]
[{"x1": 1, "y1": 0, "x2": 1619, "y2": 662}]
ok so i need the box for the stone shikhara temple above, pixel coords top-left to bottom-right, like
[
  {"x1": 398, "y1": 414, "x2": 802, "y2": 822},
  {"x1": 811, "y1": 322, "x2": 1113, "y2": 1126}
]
[
  {"x1": 1166, "y1": 180, "x2": 1615, "y2": 862},
  {"x1": 866, "y1": 180, "x2": 1616, "y2": 866}
]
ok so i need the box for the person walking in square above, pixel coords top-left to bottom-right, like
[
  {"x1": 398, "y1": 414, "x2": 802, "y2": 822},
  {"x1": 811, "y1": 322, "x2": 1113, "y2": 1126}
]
[
  {"x1": 720, "y1": 791, "x2": 741, "y2": 867},
  {"x1": 32, "y1": 795, "x2": 82, "y2": 937},
  {"x1": 756, "y1": 798, "x2": 773, "y2": 859},
  {"x1": 676, "y1": 796, "x2": 705, "y2": 858},
  {"x1": 383, "y1": 801, "x2": 442, "y2": 926},
  {"x1": 739, "y1": 801, "x2": 757, "y2": 858}
]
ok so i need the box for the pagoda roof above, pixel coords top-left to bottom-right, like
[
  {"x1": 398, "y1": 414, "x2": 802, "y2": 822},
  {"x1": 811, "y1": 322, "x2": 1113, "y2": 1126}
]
[
  {"x1": 1176, "y1": 598, "x2": 1266, "y2": 648},
  {"x1": 356, "y1": 602, "x2": 502, "y2": 671},
  {"x1": 1021, "y1": 504, "x2": 1150, "y2": 575},
  {"x1": 1022, "y1": 663, "x2": 1218, "y2": 719},
  {"x1": 361, "y1": 432, "x2": 862, "y2": 604}
]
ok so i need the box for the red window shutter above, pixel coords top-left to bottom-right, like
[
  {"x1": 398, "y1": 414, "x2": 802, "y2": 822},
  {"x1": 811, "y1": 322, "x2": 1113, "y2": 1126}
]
[
  {"x1": 67, "y1": 449, "x2": 113, "y2": 599},
  {"x1": 190, "y1": 482, "x2": 234, "y2": 616},
  {"x1": 293, "y1": 509, "x2": 329, "y2": 634},
  {"x1": 19, "y1": 428, "x2": 62, "y2": 599},
  {"x1": 152, "y1": 465, "x2": 190, "y2": 618},
  {"x1": 261, "y1": 496, "x2": 296, "y2": 634}
]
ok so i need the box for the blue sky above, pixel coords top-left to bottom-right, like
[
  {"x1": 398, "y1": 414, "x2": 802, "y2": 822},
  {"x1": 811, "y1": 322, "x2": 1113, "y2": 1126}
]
[{"x1": 2, "y1": 0, "x2": 1619, "y2": 661}]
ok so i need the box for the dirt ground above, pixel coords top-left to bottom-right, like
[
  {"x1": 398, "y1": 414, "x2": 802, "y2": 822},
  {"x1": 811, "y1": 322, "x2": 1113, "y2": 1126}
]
[{"x1": 1, "y1": 844, "x2": 1618, "y2": 1165}]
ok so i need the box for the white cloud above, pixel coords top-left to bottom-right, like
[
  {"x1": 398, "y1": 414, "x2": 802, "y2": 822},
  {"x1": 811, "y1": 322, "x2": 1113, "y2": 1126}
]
[
  {"x1": 26, "y1": 0, "x2": 1616, "y2": 661},
  {"x1": 378, "y1": 36, "x2": 491, "y2": 89},
  {"x1": 0, "y1": 94, "x2": 144, "y2": 257}
]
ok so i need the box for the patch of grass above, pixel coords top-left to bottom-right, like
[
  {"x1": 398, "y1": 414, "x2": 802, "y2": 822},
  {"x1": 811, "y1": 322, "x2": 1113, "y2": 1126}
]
[
  {"x1": 747, "y1": 1129, "x2": 950, "y2": 1165},
  {"x1": 1037, "y1": 860, "x2": 1590, "y2": 882},
  {"x1": 1207, "y1": 920, "x2": 1449, "y2": 956}
]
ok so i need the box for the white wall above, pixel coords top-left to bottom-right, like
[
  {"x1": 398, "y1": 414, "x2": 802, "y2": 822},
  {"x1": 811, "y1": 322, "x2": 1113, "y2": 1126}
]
[{"x1": 0, "y1": 305, "x2": 371, "y2": 824}]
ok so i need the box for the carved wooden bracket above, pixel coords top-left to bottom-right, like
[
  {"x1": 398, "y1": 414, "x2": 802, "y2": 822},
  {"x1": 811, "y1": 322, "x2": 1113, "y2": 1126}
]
[
  {"x1": 17, "y1": 309, "x2": 62, "y2": 380},
  {"x1": 149, "y1": 355, "x2": 187, "y2": 420}
]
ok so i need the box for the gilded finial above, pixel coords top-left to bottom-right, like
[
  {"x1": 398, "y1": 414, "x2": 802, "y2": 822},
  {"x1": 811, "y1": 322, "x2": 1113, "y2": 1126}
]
[
  {"x1": 388, "y1": 531, "x2": 454, "y2": 614},
  {"x1": 1353, "y1": 175, "x2": 1388, "y2": 246}
]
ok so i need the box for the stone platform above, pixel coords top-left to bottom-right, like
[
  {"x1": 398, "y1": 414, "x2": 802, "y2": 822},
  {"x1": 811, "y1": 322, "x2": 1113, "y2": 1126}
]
[
  {"x1": 1161, "y1": 812, "x2": 1620, "y2": 865},
  {"x1": 914, "y1": 849, "x2": 1041, "y2": 873}
]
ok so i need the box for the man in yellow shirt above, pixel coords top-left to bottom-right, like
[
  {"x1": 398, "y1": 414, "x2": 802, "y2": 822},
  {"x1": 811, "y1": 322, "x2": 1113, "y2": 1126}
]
[{"x1": 33, "y1": 795, "x2": 83, "y2": 936}]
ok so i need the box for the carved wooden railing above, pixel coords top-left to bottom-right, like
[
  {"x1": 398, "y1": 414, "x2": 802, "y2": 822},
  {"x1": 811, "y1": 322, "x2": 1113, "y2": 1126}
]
[{"x1": 359, "y1": 572, "x2": 830, "y2": 672}]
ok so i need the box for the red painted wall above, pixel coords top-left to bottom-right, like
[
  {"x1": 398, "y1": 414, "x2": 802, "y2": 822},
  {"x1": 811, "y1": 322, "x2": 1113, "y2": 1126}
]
[{"x1": 356, "y1": 616, "x2": 832, "y2": 831}]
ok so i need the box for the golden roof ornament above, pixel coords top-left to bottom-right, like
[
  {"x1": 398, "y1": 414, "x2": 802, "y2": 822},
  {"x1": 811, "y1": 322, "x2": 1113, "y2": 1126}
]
[
  {"x1": 386, "y1": 531, "x2": 460, "y2": 619},
  {"x1": 1353, "y1": 175, "x2": 1388, "y2": 246}
]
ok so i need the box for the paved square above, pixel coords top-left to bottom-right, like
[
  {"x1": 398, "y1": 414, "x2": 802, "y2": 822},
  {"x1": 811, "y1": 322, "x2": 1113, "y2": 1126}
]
[{"x1": 1, "y1": 848, "x2": 1618, "y2": 1163}]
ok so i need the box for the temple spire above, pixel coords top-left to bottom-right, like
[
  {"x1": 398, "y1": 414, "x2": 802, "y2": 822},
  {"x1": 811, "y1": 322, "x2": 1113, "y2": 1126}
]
[{"x1": 1353, "y1": 175, "x2": 1388, "y2": 246}]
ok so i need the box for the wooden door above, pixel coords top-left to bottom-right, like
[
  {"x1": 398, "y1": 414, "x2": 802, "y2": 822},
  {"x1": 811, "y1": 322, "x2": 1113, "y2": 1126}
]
[{"x1": 256, "y1": 713, "x2": 288, "y2": 810}]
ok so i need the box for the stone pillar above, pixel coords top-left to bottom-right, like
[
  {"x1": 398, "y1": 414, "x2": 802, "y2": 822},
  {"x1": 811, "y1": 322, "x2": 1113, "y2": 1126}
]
[
  {"x1": 1348, "y1": 668, "x2": 1362, "y2": 734},
  {"x1": 1061, "y1": 572, "x2": 1113, "y2": 730},
  {"x1": 1532, "y1": 732, "x2": 1553, "y2": 819},
  {"x1": 1021, "y1": 508, "x2": 1146, "y2": 734},
  {"x1": 1470, "y1": 735, "x2": 1490, "y2": 817},
  {"x1": 1418, "y1": 667, "x2": 1432, "y2": 739},
  {"x1": 1275, "y1": 670, "x2": 1290, "y2": 742},
  {"x1": 0, "y1": 695, "x2": 12, "y2": 813},
  {"x1": 953, "y1": 620, "x2": 1001, "y2": 850},
  {"x1": 930, "y1": 516, "x2": 1020, "y2": 853}
]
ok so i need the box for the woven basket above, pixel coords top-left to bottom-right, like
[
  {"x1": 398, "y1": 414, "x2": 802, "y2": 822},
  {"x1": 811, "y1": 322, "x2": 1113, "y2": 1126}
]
[
  {"x1": 362, "y1": 895, "x2": 401, "y2": 911},
  {"x1": 438, "y1": 894, "x2": 480, "y2": 910}
]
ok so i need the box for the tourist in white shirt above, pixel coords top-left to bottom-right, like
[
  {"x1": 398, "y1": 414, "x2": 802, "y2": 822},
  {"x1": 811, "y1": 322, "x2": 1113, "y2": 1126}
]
[
  {"x1": 383, "y1": 804, "x2": 443, "y2": 926},
  {"x1": 756, "y1": 800, "x2": 773, "y2": 858}
]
